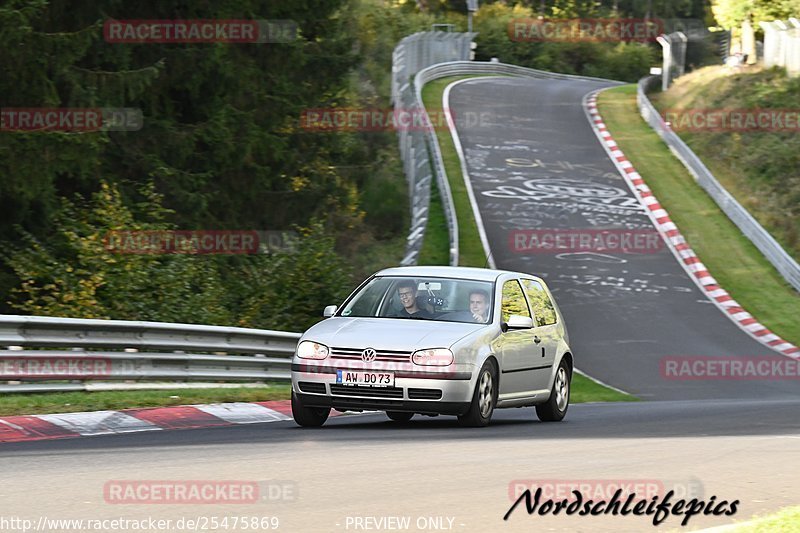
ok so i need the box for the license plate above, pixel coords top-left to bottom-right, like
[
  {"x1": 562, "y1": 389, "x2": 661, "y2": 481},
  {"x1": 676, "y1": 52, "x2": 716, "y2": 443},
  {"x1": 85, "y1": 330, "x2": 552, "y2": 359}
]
[{"x1": 336, "y1": 370, "x2": 395, "y2": 387}]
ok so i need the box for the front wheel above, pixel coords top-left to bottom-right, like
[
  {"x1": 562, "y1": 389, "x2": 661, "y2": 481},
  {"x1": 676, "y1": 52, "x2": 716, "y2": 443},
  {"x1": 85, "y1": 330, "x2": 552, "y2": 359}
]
[
  {"x1": 291, "y1": 391, "x2": 330, "y2": 427},
  {"x1": 458, "y1": 362, "x2": 497, "y2": 427},
  {"x1": 536, "y1": 359, "x2": 570, "y2": 422}
]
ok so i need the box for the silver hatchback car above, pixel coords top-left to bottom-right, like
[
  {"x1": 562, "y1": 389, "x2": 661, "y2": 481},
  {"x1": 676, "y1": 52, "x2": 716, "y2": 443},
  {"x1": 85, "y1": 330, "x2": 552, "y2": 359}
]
[{"x1": 291, "y1": 266, "x2": 573, "y2": 427}]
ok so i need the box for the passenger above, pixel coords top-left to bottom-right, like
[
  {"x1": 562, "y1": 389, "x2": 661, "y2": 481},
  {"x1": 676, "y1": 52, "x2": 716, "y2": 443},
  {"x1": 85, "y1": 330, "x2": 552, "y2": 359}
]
[{"x1": 469, "y1": 289, "x2": 490, "y2": 323}]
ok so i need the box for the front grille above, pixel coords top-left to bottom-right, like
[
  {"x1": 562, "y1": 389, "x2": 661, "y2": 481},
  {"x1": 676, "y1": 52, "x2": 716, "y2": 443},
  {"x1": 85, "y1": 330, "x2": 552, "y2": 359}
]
[
  {"x1": 298, "y1": 381, "x2": 326, "y2": 394},
  {"x1": 408, "y1": 388, "x2": 443, "y2": 400},
  {"x1": 330, "y1": 384, "x2": 404, "y2": 398},
  {"x1": 330, "y1": 347, "x2": 411, "y2": 363}
]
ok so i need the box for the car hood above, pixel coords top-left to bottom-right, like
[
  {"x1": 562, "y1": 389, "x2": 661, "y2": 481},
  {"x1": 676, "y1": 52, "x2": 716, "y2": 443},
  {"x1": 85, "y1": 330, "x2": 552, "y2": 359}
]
[{"x1": 300, "y1": 317, "x2": 481, "y2": 351}]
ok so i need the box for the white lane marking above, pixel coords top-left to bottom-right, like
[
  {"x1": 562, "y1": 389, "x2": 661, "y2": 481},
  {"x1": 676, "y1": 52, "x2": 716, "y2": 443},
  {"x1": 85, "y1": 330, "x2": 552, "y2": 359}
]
[
  {"x1": 194, "y1": 402, "x2": 291, "y2": 424},
  {"x1": 573, "y1": 368, "x2": 633, "y2": 397},
  {"x1": 443, "y1": 76, "x2": 504, "y2": 269},
  {"x1": 37, "y1": 411, "x2": 161, "y2": 436}
]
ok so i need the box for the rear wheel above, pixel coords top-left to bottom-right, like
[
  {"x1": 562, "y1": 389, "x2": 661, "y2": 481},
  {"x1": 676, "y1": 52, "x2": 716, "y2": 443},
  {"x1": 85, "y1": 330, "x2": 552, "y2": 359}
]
[
  {"x1": 386, "y1": 411, "x2": 414, "y2": 422},
  {"x1": 291, "y1": 391, "x2": 330, "y2": 427},
  {"x1": 536, "y1": 359, "x2": 570, "y2": 422},
  {"x1": 458, "y1": 362, "x2": 497, "y2": 427}
]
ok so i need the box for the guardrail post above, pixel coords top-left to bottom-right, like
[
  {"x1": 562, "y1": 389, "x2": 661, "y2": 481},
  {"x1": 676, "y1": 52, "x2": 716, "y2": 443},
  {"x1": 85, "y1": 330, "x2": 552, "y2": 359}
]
[{"x1": 392, "y1": 31, "x2": 477, "y2": 265}]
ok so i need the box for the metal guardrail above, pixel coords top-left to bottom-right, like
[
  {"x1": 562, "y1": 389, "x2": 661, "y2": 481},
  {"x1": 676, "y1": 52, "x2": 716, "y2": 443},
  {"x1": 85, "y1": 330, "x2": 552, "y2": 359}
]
[
  {"x1": 638, "y1": 75, "x2": 800, "y2": 292},
  {"x1": 0, "y1": 314, "x2": 301, "y2": 393},
  {"x1": 393, "y1": 31, "x2": 476, "y2": 267}
]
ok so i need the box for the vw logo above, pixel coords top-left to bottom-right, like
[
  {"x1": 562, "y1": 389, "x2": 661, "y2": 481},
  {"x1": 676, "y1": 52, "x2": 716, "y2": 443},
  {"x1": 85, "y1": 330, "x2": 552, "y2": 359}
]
[{"x1": 361, "y1": 348, "x2": 377, "y2": 363}]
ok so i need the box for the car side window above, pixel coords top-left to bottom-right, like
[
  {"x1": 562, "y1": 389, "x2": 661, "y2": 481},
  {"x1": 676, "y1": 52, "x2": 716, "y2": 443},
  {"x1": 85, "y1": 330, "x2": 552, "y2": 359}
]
[
  {"x1": 521, "y1": 279, "x2": 557, "y2": 326},
  {"x1": 501, "y1": 280, "x2": 532, "y2": 323}
]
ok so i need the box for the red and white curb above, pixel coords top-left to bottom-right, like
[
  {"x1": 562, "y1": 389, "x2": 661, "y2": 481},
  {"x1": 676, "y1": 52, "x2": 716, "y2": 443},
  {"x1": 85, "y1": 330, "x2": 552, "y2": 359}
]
[
  {"x1": 0, "y1": 401, "x2": 355, "y2": 443},
  {"x1": 584, "y1": 91, "x2": 799, "y2": 360}
]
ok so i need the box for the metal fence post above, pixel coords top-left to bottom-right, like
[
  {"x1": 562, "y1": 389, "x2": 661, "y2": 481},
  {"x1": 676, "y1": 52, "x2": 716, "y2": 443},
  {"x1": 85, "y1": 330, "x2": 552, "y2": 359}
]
[{"x1": 392, "y1": 32, "x2": 477, "y2": 266}]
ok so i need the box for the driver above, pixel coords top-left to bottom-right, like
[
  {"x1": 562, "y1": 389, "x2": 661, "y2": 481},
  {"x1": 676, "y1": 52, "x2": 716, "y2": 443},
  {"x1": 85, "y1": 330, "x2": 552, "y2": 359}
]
[{"x1": 395, "y1": 280, "x2": 433, "y2": 319}]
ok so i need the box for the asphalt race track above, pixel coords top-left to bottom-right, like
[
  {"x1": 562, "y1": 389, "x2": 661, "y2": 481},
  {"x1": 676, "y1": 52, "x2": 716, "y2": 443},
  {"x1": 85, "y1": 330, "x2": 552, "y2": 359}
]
[
  {"x1": 446, "y1": 76, "x2": 800, "y2": 401},
  {"x1": 2, "y1": 76, "x2": 799, "y2": 533}
]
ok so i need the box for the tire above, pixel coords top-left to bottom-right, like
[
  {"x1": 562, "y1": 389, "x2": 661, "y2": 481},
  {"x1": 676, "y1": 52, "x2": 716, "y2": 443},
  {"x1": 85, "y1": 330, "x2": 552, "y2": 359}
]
[
  {"x1": 291, "y1": 391, "x2": 330, "y2": 427},
  {"x1": 536, "y1": 359, "x2": 571, "y2": 422},
  {"x1": 386, "y1": 411, "x2": 414, "y2": 422},
  {"x1": 458, "y1": 361, "x2": 497, "y2": 427}
]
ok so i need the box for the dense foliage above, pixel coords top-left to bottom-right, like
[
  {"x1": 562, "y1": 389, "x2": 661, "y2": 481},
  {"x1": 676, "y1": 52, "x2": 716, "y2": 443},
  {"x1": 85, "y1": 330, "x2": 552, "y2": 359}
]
[
  {"x1": 711, "y1": 0, "x2": 800, "y2": 29},
  {"x1": 1, "y1": 0, "x2": 416, "y2": 330}
]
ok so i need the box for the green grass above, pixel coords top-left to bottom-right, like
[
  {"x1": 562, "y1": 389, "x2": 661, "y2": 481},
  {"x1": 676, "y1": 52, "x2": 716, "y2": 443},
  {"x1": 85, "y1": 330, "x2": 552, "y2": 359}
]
[
  {"x1": 571, "y1": 373, "x2": 637, "y2": 403},
  {"x1": 598, "y1": 85, "x2": 800, "y2": 346},
  {"x1": 719, "y1": 505, "x2": 800, "y2": 532},
  {"x1": 419, "y1": 75, "x2": 494, "y2": 267},
  {"x1": 418, "y1": 175, "x2": 450, "y2": 265},
  {"x1": 0, "y1": 385, "x2": 291, "y2": 416}
]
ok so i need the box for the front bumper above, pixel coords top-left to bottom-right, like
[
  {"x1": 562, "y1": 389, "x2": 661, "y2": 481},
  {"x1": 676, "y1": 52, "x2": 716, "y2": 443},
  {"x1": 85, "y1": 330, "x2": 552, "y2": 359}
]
[{"x1": 292, "y1": 362, "x2": 474, "y2": 415}]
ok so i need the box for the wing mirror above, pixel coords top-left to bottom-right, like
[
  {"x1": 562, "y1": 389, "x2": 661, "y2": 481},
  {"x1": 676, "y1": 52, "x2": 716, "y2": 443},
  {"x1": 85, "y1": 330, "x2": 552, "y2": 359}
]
[
  {"x1": 501, "y1": 314, "x2": 533, "y2": 332},
  {"x1": 323, "y1": 305, "x2": 338, "y2": 318}
]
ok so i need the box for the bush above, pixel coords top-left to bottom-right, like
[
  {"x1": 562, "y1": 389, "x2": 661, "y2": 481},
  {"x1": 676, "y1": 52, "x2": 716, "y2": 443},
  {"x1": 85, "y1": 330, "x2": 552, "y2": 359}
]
[
  {"x1": 473, "y1": 3, "x2": 657, "y2": 82},
  {"x1": 4, "y1": 182, "x2": 232, "y2": 325},
  {"x1": 237, "y1": 222, "x2": 353, "y2": 331}
]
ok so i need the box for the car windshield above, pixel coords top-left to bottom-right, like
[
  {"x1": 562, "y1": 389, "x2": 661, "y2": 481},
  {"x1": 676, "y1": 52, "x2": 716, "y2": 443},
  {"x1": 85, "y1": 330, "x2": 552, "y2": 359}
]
[{"x1": 339, "y1": 276, "x2": 494, "y2": 324}]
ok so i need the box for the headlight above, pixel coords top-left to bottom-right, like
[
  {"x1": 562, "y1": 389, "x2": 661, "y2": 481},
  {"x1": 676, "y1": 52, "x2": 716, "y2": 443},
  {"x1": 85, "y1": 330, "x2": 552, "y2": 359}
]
[
  {"x1": 412, "y1": 348, "x2": 453, "y2": 366},
  {"x1": 297, "y1": 341, "x2": 329, "y2": 360}
]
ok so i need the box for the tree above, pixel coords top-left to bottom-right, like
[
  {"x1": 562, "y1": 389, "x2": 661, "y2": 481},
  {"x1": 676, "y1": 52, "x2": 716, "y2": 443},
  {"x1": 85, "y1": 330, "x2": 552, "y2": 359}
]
[
  {"x1": 5, "y1": 182, "x2": 232, "y2": 324},
  {"x1": 711, "y1": 0, "x2": 800, "y2": 28}
]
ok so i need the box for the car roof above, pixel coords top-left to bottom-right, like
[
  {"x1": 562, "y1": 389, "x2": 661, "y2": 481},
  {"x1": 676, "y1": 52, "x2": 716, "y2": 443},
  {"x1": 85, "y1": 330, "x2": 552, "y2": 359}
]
[{"x1": 375, "y1": 265, "x2": 541, "y2": 282}]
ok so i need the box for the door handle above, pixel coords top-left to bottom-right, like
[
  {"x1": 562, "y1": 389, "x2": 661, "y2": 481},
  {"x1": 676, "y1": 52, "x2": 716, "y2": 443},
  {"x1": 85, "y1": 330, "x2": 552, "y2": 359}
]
[{"x1": 533, "y1": 336, "x2": 541, "y2": 344}]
